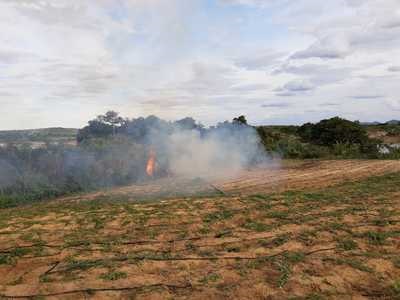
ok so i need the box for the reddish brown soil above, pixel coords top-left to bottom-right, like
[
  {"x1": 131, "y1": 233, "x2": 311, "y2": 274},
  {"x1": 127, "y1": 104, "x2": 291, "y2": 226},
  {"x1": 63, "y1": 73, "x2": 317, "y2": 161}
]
[
  {"x1": 216, "y1": 160, "x2": 400, "y2": 194},
  {"x1": 0, "y1": 160, "x2": 400, "y2": 299}
]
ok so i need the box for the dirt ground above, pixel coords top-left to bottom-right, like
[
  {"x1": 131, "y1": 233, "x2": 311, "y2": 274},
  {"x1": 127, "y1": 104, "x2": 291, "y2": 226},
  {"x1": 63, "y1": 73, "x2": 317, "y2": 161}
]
[{"x1": 1, "y1": 160, "x2": 400, "y2": 299}]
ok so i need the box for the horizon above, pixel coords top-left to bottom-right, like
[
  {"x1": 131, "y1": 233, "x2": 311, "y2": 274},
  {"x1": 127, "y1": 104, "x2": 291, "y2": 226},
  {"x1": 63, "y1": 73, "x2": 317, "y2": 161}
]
[
  {"x1": 1, "y1": 0, "x2": 400, "y2": 130},
  {"x1": 0, "y1": 113, "x2": 397, "y2": 132}
]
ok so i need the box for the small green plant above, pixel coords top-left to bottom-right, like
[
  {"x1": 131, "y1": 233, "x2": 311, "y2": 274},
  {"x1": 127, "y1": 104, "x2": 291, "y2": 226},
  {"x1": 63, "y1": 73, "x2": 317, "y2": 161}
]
[
  {"x1": 266, "y1": 210, "x2": 290, "y2": 219},
  {"x1": 390, "y1": 280, "x2": 400, "y2": 297},
  {"x1": 285, "y1": 251, "x2": 306, "y2": 264},
  {"x1": 199, "y1": 273, "x2": 220, "y2": 285},
  {"x1": 338, "y1": 239, "x2": 358, "y2": 251},
  {"x1": 364, "y1": 231, "x2": 388, "y2": 245},
  {"x1": 0, "y1": 254, "x2": 12, "y2": 265},
  {"x1": 276, "y1": 260, "x2": 292, "y2": 288},
  {"x1": 243, "y1": 220, "x2": 271, "y2": 232},
  {"x1": 39, "y1": 274, "x2": 53, "y2": 283},
  {"x1": 330, "y1": 258, "x2": 373, "y2": 273},
  {"x1": 100, "y1": 271, "x2": 127, "y2": 281},
  {"x1": 203, "y1": 210, "x2": 234, "y2": 223},
  {"x1": 392, "y1": 257, "x2": 400, "y2": 268}
]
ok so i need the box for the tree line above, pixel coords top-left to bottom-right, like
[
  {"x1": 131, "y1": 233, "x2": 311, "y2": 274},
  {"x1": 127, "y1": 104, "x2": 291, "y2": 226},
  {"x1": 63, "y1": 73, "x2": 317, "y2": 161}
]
[{"x1": 0, "y1": 112, "x2": 396, "y2": 208}]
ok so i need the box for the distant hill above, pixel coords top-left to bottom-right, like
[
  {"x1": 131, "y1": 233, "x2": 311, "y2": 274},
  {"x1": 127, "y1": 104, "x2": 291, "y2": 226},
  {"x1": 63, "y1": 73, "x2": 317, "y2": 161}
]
[
  {"x1": 0, "y1": 127, "x2": 78, "y2": 144},
  {"x1": 386, "y1": 120, "x2": 400, "y2": 125},
  {"x1": 361, "y1": 121, "x2": 382, "y2": 126}
]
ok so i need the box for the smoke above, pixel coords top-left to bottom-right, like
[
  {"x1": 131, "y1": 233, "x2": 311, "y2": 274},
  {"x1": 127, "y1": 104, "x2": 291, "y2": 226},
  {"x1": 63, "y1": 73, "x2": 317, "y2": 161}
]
[
  {"x1": 164, "y1": 125, "x2": 267, "y2": 179},
  {"x1": 0, "y1": 115, "x2": 274, "y2": 206}
]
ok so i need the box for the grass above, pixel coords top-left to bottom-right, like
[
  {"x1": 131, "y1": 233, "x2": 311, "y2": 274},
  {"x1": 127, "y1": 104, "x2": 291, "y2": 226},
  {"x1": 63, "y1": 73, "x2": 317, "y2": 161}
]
[
  {"x1": 0, "y1": 247, "x2": 32, "y2": 265},
  {"x1": 242, "y1": 219, "x2": 271, "y2": 232},
  {"x1": 391, "y1": 280, "x2": 400, "y2": 297},
  {"x1": 363, "y1": 231, "x2": 390, "y2": 245},
  {"x1": 199, "y1": 273, "x2": 221, "y2": 285},
  {"x1": 100, "y1": 271, "x2": 127, "y2": 281},
  {"x1": 324, "y1": 258, "x2": 373, "y2": 273},
  {"x1": 203, "y1": 210, "x2": 234, "y2": 223},
  {"x1": 276, "y1": 259, "x2": 292, "y2": 288},
  {"x1": 337, "y1": 239, "x2": 358, "y2": 251}
]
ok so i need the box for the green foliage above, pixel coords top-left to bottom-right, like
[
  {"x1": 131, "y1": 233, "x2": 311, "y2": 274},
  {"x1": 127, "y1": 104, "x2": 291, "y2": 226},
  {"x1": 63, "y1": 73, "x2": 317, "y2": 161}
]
[
  {"x1": 99, "y1": 271, "x2": 127, "y2": 281},
  {"x1": 243, "y1": 219, "x2": 271, "y2": 232},
  {"x1": 257, "y1": 117, "x2": 382, "y2": 159},
  {"x1": 199, "y1": 273, "x2": 220, "y2": 284},
  {"x1": 391, "y1": 280, "x2": 400, "y2": 297},
  {"x1": 298, "y1": 117, "x2": 370, "y2": 146},
  {"x1": 233, "y1": 115, "x2": 248, "y2": 125},
  {"x1": 363, "y1": 231, "x2": 390, "y2": 245},
  {"x1": 203, "y1": 210, "x2": 234, "y2": 223},
  {"x1": 337, "y1": 239, "x2": 358, "y2": 251}
]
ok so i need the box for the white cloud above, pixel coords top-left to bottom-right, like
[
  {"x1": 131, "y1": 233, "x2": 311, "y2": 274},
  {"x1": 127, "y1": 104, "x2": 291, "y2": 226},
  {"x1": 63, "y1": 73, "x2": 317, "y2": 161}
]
[{"x1": 0, "y1": 0, "x2": 400, "y2": 128}]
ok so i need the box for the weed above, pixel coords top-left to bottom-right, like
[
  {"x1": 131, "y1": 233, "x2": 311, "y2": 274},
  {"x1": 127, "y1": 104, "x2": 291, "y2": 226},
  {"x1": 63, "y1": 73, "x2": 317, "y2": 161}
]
[
  {"x1": 260, "y1": 234, "x2": 291, "y2": 247},
  {"x1": 323, "y1": 222, "x2": 345, "y2": 232},
  {"x1": 327, "y1": 258, "x2": 373, "y2": 273},
  {"x1": 39, "y1": 274, "x2": 53, "y2": 283},
  {"x1": 337, "y1": 239, "x2": 358, "y2": 251},
  {"x1": 0, "y1": 247, "x2": 31, "y2": 265},
  {"x1": 215, "y1": 229, "x2": 232, "y2": 238},
  {"x1": 0, "y1": 254, "x2": 12, "y2": 265},
  {"x1": 199, "y1": 273, "x2": 220, "y2": 285},
  {"x1": 203, "y1": 210, "x2": 234, "y2": 223},
  {"x1": 285, "y1": 251, "x2": 306, "y2": 264},
  {"x1": 246, "y1": 256, "x2": 272, "y2": 269},
  {"x1": 226, "y1": 246, "x2": 241, "y2": 253},
  {"x1": 249, "y1": 194, "x2": 273, "y2": 201},
  {"x1": 266, "y1": 210, "x2": 290, "y2": 219},
  {"x1": 276, "y1": 260, "x2": 292, "y2": 288},
  {"x1": 391, "y1": 280, "x2": 400, "y2": 297},
  {"x1": 64, "y1": 259, "x2": 105, "y2": 272},
  {"x1": 363, "y1": 231, "x2": 389, "y2": 245},
  {"x1": 298, "y1": 230, "x2": 317, "y2": 245},
  {"x1": 243, "y1": 220, "x2": 271, "y2": 232},
  {"x1": 100, "y1": 271, "x2": 127, "y2": 281},
  {"x1": 199, "y1": 226, "x2": 211, "y2": 235},
  {"x1": 392, "y1": 257, "x2": 400, "y2": 268}
]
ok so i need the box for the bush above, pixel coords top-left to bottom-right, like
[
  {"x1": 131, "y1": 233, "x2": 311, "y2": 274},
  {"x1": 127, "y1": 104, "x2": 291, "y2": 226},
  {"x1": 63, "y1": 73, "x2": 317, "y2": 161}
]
[{"x1": 298, "y1": 117, "x2": 370, "y2": 146}]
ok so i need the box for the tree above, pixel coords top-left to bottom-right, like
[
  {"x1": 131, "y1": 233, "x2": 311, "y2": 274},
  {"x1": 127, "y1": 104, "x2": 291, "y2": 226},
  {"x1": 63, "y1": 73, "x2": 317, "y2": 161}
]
[
  {"x1": 233, "y1": 115, "x2": 248, "y2": 125},
  {"x1": 96, "y1": 111, "x2": 125, "y2": 136},
  {"x1": 298, "y1": 117, "x2": 370, "y2": 146}
]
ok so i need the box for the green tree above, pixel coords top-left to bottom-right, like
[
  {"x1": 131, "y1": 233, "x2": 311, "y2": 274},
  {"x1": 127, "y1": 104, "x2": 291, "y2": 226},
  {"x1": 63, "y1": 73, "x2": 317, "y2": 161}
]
[
  {"x1": 298, "y1": 117, "x2": 369, "y2": 146},
  {"x1": 97, "y1": 111, "x2": 125, "y2": 136},
  {"x1": 233, "y1": 115, "x2": 248, "y2": 125}
]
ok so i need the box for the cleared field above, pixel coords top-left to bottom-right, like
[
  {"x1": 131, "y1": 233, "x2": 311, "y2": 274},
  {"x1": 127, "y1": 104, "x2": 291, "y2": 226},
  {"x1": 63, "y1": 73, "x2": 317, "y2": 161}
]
[
  {"x1": 59, "y1": 160, "x2": 400, "y2": 202},
  {"x1": 217, "y1": 160, "x2": 400, "y2": 194},
  {"x1": 0, "y1": 160, "x2": 400, "y2": 299}
]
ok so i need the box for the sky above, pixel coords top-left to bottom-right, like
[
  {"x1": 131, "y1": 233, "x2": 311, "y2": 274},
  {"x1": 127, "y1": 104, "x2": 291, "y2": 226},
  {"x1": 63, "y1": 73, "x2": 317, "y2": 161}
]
[{"x1": 1, "y1": 0, "x2": 400, "y2": 129}]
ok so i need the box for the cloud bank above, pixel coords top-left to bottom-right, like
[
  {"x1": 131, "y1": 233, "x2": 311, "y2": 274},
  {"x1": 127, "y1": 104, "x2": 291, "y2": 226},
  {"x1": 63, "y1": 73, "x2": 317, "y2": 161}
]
[{"x1": 0, "y1": 0, "x2": 399, "y2": 128}]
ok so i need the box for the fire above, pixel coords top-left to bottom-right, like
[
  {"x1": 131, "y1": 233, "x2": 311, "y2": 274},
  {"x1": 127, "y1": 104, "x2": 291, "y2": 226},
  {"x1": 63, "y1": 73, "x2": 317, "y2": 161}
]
[{"x1": 146, "y1": 149, "x2": 156, "y2": 177}]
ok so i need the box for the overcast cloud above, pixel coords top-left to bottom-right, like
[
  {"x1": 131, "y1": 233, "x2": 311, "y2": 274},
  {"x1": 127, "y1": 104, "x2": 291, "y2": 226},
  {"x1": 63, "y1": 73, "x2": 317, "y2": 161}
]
[{"x1": 0, "y1": 0, "x2": 399, "y2": 129}]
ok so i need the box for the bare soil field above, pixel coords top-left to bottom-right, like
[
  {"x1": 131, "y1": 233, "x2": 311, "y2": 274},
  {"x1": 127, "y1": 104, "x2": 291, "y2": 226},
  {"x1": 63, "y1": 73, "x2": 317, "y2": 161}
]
[{"x1": 1, "y1": 160, "x2": 400, "y2": 299}]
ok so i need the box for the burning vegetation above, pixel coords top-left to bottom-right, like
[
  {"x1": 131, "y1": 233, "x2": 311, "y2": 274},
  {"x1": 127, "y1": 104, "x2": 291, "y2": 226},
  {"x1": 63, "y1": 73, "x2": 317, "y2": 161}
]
[
  {"x1": 1, "y1": 111, "x2": 392, "y2": 209},
  {"x1": 146, "y1": 149, "x2": 157, "y2": 177},
  {"x1": 0, "y1": 112, "x2": 268, "y2": 208}
]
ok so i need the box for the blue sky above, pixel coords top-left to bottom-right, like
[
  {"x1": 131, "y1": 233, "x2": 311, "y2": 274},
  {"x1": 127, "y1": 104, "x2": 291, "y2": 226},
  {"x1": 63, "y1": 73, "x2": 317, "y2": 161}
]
[{"x1": 0, "y1": 0, "x2": 400, "y2": 129}]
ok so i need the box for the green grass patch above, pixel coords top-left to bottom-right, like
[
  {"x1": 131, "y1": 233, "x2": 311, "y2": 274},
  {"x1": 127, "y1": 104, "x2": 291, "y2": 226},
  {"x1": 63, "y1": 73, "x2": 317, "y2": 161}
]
[
  {"x1": 337, "y1": 239, "x2": 358, "y2": 251},
  {"x1": 100, "y1": 271, "x2": 127, "y2": 281},
  {"x1": 243, "y1": 219, "x2": 271, "y2": 232},
  {"x1": 203, "y1": 210, "x2": 234, "y2": 223},
  {"x1": 199, "y1": 273, "x2": 221, "y2": 285}
]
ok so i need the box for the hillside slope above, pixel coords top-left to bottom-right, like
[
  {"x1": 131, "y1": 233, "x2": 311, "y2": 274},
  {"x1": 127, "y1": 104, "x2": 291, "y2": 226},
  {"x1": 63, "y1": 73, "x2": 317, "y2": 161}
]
[{"x1": 0, "y1": 160, "x2": 400, "y2": 299}]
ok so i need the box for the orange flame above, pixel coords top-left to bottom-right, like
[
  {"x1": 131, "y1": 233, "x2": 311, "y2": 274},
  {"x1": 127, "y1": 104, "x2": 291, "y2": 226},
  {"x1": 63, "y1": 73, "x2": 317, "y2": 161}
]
[{"x1": 146, "y1": 149, "x2": 156, "y2": 177}]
